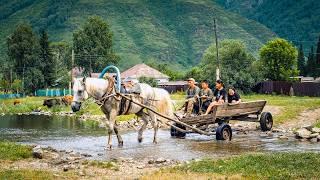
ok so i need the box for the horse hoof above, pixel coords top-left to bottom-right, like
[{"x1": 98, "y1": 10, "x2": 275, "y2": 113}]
[
  {"x1": 105, "y1": 145, "x2": 112, "y2": 150},
  {"x1": 138, "y1": 137, "x2": 143, "y2": 143},
  {"x1": 153, "y1": 140, "x2": 158, "y2": 144},
  {"x1": 118, "y1": 142, "x2": 124, "y2": 147}
]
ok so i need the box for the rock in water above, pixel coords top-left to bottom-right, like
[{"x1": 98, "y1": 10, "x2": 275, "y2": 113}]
[
  {"x1": 309, "y1": 133, "x2": 319, "y2": 138},
  {"x1": 155, "y1": 158, "x2": 166, "y2": 164},
  {"x1": 311, "y1": 127, "x2": 320, "y2": 133},
  {"x1": 32, "y1": 145, "x2": 43, "y2": 159},
  {"x1": 295, "y1": 128, "x2": 312, "y2": 139}
]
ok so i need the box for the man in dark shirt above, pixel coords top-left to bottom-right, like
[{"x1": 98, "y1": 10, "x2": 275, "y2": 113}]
[
  {"x1": 203, "y1": 79, "x2": 227, "y2": 115},
  {"x1": 227, "y1": 87, "x2": 241, "y2": 104}
]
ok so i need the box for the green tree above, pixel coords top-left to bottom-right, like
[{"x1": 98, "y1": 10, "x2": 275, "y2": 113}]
[
  {"x1": 260, "y1": 38, "x2": 298, "y2": 81},
  {"x1": 197, "y1": 40, "x2": 258, "y2": 93},
  {"x1": 316, "y1": 35, "x2": 320, "y2": 76},
  {"x1": 24, "y1": 68, "x2": 44, "y2": 93},
  {"x1": 7, "y1": 23, "x2": 40, "y2": 79},
  {"x1": 138, "y1": 76, "x2": 158, "y2": 87},
  {"x1": 297, "y1": 44, "x2": 305, "y2": 76},
  {"x1": 11, "y1": 79, "x2": 22, "y2": 93},
  {"x1": 39, "y1": 29, "x2": 55, "y2": 87},
  {"x1": 0, "y1": 79, "x2": 10, "y2": 93},
  {"x1": 306, "y1": 46, "x2": 317, "y2": 77},
  {"x1": 73, "y1": 16, "x2": 119, "y2": 74}
]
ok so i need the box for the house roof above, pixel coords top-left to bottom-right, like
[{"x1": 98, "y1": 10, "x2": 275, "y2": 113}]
[{"x1": 121, "y1": 63, "x2": 169, "y2": 79}]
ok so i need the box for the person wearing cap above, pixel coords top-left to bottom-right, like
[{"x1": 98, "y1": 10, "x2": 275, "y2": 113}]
[
  {"x1": 184, "y1": 78, "x2": 200, "y2": 117},
  {"x1": 203, "y1": 79, "x2": 227, "y2": 115}
]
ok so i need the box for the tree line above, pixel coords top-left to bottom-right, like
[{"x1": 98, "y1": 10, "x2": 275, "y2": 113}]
[{"x1": 0, "y1": 16, "x2": 118, "y2": 94}]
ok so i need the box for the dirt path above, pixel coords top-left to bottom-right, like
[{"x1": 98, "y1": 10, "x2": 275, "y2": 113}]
[{"x1": 277, "y1": 108, "x2": 320, "y2": 131}]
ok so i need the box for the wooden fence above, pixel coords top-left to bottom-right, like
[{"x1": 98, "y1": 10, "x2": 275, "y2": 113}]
[{"x1": 253, "y1": 81, "x2": 320, "y2": 97}]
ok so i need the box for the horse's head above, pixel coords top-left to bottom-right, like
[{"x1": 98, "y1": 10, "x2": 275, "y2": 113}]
[{"x1": 71, "y1": 77, "x2": 89, "y2": 112}]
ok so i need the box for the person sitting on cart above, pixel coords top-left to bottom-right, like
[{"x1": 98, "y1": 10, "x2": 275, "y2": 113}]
[
  {"x1": 199, "y1": 80, "x2": 213, "y2": 113},
  {"x1": 228, "y1": 87, "x2": 241, "y2": 104},
  {"x1": 184, "y1": 78, "x2": 200, "y2": 117},
  {"x1": 203, "y1": 79, "x2": 227, "y2": 115}
]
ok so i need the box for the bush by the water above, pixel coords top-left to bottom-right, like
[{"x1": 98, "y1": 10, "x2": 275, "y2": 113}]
[{"x1": 0, "y1": 141, "x2": 32, "y2": 160}]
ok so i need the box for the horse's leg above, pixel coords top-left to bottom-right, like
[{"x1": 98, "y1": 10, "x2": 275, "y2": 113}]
[
  {"x1": 149, "y1": 112, "x2": 158, "y2": 144},
  {"x1": 137, "y1": 112, "x2": 149, "y2": 143},
  {"x1": 114, "y1": 123, "x2": 123, "y2": 147},
  {"x1": 105, "y1": 109, "x2": 117, "y2": 149}
]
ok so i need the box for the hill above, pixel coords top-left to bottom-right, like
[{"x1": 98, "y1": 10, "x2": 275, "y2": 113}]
[
  {"x1": 0, "y1": 0, "x2": 276, "y2": 70},
  {"x1": 217, "y1": 0, "x2": 320, "y2": 49}
]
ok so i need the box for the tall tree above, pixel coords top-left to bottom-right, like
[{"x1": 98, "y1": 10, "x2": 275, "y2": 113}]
[
  {"x1": 7, "y1": 23, "x2": 42, "y2": 92},
  {"x1": 39, "y1": 29, "x2": 55, "y2": 87},
  {"x1": 259, "y1": 38, "x2": 298, "y2": 81},
  {"x1": 73, "y1": 16, "x2": 119, "y2": 74},
  {"x1": 297, "y1": 44, "x2": 305, "y2": 76},
  {"x1": 316, "y1": 35, "x2": 320, "y2": 65},
  {"x1": 194, "y1": 40, "x2": 259, "y2": 93},
  {"x1": 7, "y1": 23, "x2": 40, "y2": 78},
  {"x1": 316, "y1": 35, "x2": 320, "y2": 76},
  {"x1": 306, "y1": 46, "x2": 316, "y2": 77}
]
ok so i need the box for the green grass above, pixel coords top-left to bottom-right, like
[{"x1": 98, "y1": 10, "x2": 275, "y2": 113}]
[
  {"x1": 243, "y1": 94, "x2": 320, "y2": 123},
  {"x1": 315, "y1": 120, "x2": 320, "y2": 128},
  {"x1": 155, "y1": 152, "x2": 320, "y2": 179},
  {"x1": 0, "y1": 169, "x2": 55, "y2": 180},
  {"x1": 0, "y1": 97, "x2": 135, "y2": 121},
  {"x1": 0, "y1": 141, "x2": 32, "y2": 161}
]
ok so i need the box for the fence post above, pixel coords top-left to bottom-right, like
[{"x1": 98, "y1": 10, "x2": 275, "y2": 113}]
[{"x1": 46, "y1": 88, "x2": 48, "y2": 96}]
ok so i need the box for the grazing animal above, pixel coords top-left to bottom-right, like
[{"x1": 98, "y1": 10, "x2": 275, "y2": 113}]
[
  {"x1": 62, "y1": 95, "x2": 73, "y2": 105},
  {"x1": 71, "y1": 77, "x2": 174, "y2": 149},
  {"x1": 13, "y1": 99, "x2": 21, "y2": 105},
  {"x1": 43, "y1": 98, "x2": 62, "y2": 108}
]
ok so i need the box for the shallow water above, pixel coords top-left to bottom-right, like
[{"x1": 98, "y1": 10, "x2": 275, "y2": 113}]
[{"x1": 0, "y1": 115, "x2": 319, "y2": 161}]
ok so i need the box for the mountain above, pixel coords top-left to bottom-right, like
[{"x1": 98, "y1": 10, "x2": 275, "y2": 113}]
[
  {"x1": 0, "y1": 0, "x2": 276, "y2": 70},
  {"x1": 217, "y1": 0, "x2": 320, "y2": 49}
]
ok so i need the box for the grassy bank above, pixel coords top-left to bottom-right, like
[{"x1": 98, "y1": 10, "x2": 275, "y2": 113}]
[
  {"x1": 0, "y1": 141, "x2": 32, "y2": 161},
  {"x1": 244, "y1": 94, "x2": 320, "y2": 123},
  {"x1": 0, "y1": 97, "x2": 135, "y2": 121},
  {"x1": 146, "y1": 152, "x2": 320, "y2": 179}
]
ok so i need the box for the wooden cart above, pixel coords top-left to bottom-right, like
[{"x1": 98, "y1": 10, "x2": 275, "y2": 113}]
[
  {"x1": 118, "y1": 94, "x2": 272, "y2": 141},
  {"x1": 170, "y1": 100, "x2": 273, "y2": 140}
]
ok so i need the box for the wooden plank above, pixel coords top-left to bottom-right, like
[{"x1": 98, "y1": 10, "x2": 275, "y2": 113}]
[{"x1": 216, "y1": 100, "x2": 266, "y2": 117}]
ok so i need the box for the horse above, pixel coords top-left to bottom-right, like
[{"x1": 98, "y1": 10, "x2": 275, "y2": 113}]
[{"x1": 71, "y1": 77, "x2": 174, "y2": 149}]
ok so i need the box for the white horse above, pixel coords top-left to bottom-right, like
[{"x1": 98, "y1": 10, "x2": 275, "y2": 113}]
[{"x1": 71, "y1": 77, "x2": 173, "y2": 149}]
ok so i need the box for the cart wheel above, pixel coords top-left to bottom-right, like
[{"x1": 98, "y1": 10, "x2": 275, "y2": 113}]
[
  {"x1": 216, "y1": 123, "x2": 232, "y2": 141},
  {"x1": 260, "y1": 112, "x2": 273, "y2": 131},
  {"x1": 170, "y1": 123, "x2": 186, "y2": 138},
  {"x1": 170, "y1": 125, "x2": 177, "y2": 137}
]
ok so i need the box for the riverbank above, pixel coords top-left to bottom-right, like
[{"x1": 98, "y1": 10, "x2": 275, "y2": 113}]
[
  {"x1": 144, "y1": 152, "x2": 320, "y2": 179},
  {"x1": 1, "y1": 141, "x2": 319, "y2": 179}
]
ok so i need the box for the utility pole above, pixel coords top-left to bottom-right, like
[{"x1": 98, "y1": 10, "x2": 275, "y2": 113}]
[
  {"x1": 71, "y1": 49, "x2": 74, "y2": 83},
  {"x1": 70, "y1": 49, "x2": 74, "y2": 95},
  {"x1": 22, "y1": 65, "x2": 25, "y2": 96},
  {"x1": 214, "y1": 18, "x2": 220, "y2": 80}
]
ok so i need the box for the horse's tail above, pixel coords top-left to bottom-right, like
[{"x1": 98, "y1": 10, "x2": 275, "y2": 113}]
[{"x1": 153, "y1": 88, "x2": 174, "y2": 121}]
